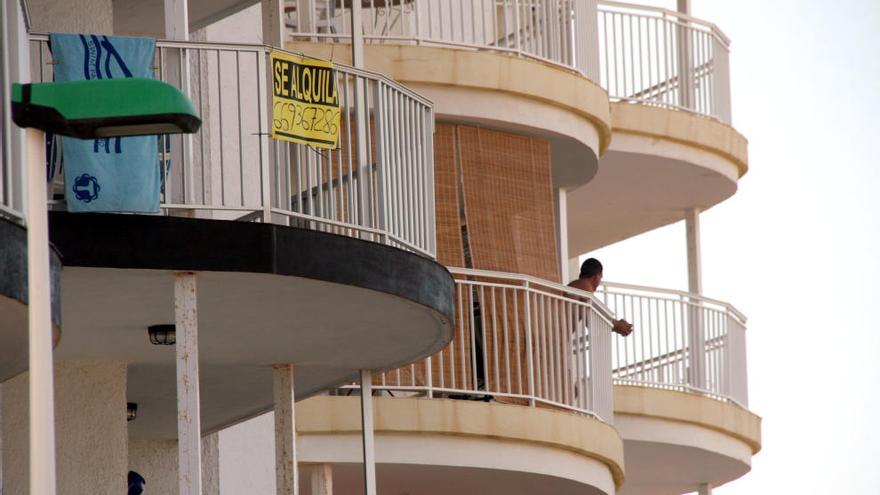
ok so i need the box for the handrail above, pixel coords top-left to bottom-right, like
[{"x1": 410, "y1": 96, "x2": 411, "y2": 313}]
[
  {"x1": 600, "y1": 280, "x2": 747, "y2": 324},
  {"x1": 285, "y1": 0, "x2": 586, "y2": 75},
  {"x1": 343, "y1": 267, "x2": 617, "y2": 422},
  {"x1": 597, "y1": 282, "x2": 749, "y2": 407},
  {"x1": 598, "y1": 0, "x2": 730, "y2": 45},
  {"x1": 27, "y1": 36, "x2": 437, "y2": 258},
  {"x1": 597, "y1": 0, "x2": 732, "y2": 122}
]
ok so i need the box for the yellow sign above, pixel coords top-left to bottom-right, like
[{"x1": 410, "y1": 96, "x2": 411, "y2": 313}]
[{"x1": 270, "y1": 51, "x2": 340, "y2": 149}]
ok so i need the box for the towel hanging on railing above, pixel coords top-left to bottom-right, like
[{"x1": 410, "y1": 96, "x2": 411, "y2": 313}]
[{"x1": 49, "y1": 33, "x2": 160, "y2": 213}]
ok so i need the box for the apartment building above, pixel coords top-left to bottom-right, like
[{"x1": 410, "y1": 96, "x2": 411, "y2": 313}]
[{"x1": 0, "y1": 0, "x2": 760, "y2": 494}]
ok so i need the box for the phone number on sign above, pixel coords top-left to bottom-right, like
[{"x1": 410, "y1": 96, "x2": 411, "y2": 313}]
[{"x1": 273, "y1": 101, "x2": 339, "y2": 137}]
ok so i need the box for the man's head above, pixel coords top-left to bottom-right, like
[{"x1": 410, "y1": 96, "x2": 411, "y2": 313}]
[{"x1": 579, "y1": 258, "x2": 603, "y2": 291}]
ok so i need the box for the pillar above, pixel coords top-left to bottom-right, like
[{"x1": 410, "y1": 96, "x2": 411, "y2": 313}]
[
  {"x1": 273, "y1": 364, "x2": 299, "y2": 495},
  {"x1": 175, "y1": 272, "x2": 202, "y2": 495},
  {"x1": 685, "y1": 208, "x2": 706, "y2": 390},
  {"x1": 557, "y1": 188, "x2": 569, "y2": 284},
  {"x1": 686, "y1": 208, "x2": 702, "y2": 295},
  {"x1": 360, "y1": 370, "x2": 377, "y2": 495}
]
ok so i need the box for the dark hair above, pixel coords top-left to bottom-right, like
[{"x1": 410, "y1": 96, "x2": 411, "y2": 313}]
[{"x1": 579, "y1": 258, "x2": 603, "y2": 279}]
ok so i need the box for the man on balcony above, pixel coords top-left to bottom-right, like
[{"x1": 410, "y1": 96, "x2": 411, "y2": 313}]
[{"x1": 569, "y1": 258, "x2": 634, "y2": 336}]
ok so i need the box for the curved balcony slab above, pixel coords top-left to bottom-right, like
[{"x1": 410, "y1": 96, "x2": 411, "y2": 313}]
[
  {"x1": 46, "y1": 212, "x2": 454, "y2": 438},
  {"x1": 291, "y1": 396, "x2": 623, "y2": 494},
  {"x1": 614, "y1": 385, "x2": 761, "y2": 495},
  {"x1": 568, "y1": 103, "x2": 748, "y2": 254},
  {"x1": 287, "y1": 42, "x2": 611, "y2": 189},
  {"x1": 0, "y1": 218, "x2": 63, "y2": 381}
]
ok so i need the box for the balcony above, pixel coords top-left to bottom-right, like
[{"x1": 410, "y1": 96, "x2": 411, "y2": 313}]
[
  {"x1": 29, "y1": 36, "x2": 436, "y2": 256},
  {"x1": 284, "y1": 268, "x2": 625, "y2": 494},
  {"x1": 569, "y1": 2, "x2": 745, "y2": 253},
  {"x1": 10, "y1": 37, "x2": 454, "y2": 440},
  {"x1": 283, "y1": 0, "x2": 731, "y2": 122},
  {"x1": 596, "y1": 282, "x2": 760, "y2": 495},
  {"x1": 275, "y1": 271, "x2": 759, "y2": 494}
]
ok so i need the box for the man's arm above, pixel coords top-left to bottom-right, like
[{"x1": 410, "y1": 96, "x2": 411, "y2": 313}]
[{"x1": 612, "y1": 319, "x2": 634, "y2": 337}]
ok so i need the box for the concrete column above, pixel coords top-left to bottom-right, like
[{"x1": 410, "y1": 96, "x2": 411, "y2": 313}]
[
  {"x1": 175, "y1": 272, "x2": 202, "y2": 495},
  {"x1": 698, "y1": 483, "x2": 713, "y2": 495},
  {"x1": 273, "y1": 364, "x2": 299, "y2": 495},
  {"x1": 360, "y1": 370, "x2": 377, "y2": 495},
  {"x1": 308, "y1": 464, "x2": 333, "y2": 495}
]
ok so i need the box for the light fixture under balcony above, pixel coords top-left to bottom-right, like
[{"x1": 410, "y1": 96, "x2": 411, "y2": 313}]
[
  {"x1": 127, "y1": 402, "x2": 138, "y2": 422},
  {"x1": 148, "y1": 324, "x2": 176, "y2": 345}
]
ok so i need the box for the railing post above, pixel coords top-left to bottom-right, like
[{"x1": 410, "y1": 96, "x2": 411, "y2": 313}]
[
  {"x1": 729, "y1": 313, "x2": 749, "y2": 406},
  {"x1": 513, "y1": 0, "x2": 522, "y2": 53},
  {"x1": 164, "y1": 0, "x2": 195, "y2": 207},
  {"x1": 713, "y1": 34, "x2": 732, "y2": 123},
  {"x1": 373, "y1": 82, "x2": 389, "y2": 236},
  {"x1": 675, "y1": 3, "x2": 695, "y2": 110},
  {"x1": 523, "y1": 283, "x2": 536, "y2": 407},
  {"x1": 574, "y1": 0, "x2": 600, "y2": 80},
  {"x1": 588, "y1": 304, "x2": 613, "y2": 422}
]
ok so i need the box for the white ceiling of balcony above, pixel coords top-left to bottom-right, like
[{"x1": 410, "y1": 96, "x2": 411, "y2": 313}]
[
  {"x1": 56, "y1": 267, "x2": 450, "y2": 439},
  {"x1": 567, "y1": 148, "x2": 738, "y2": 256},
  {"x1": 112, "y1": 0, "x2": 259, "y2": 37}
]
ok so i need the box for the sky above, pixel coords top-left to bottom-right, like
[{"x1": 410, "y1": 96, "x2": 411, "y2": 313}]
[{"x1": 590, "y1": 0, "x2": 880, "y2": 492}]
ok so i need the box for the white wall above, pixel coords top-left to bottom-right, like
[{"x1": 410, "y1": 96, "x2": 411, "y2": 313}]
[
  {"x1": 219, "y1": 412, "x2": 276, "y2": 494},
  {"x1": 2, "y1": 361, "x2": 128, "y2": 494}
]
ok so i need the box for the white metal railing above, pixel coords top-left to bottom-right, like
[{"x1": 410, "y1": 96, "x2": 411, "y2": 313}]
[
  {"x1": 28, "y1": 36, "x2": 436, "y2": 257},
  {"x1": 598, "y1": 1, "x2": 731, "y2": 122},
  {"x1": 596, "y1": 281, "x2": 748, "y2": 407},
  {"x1": 341, "y1": 267, "x2": 616, "y2": 422},
  {"x1": 285, "y1": 0, "x2": 585, "y2": 73}
]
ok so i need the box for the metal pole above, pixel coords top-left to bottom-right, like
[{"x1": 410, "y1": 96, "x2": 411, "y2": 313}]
[
  {"x1": 359, "y1": 370, "x2": 377, "y2": 495},
  {"x1": 698, "y1": 483, "x2": 713, "y2": 495},
  {"x1": 686, "y1": 208, "x2": 702, "y2": 294},
  {"x1": 685, "y1": 208, "x2": 705, "y2": 390},
  {"x1": 273, "y1": 364, "x2": 299, "y2": 495},
  {"x1": 175, "y1": 272, "x2": 202, "y2": 495},
  {"x1": 26, "y1": 127, "x2": 57, "y2": 495}
]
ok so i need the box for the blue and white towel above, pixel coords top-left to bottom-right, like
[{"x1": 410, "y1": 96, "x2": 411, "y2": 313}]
[{"x1": 50, "y1": 33, "x2": 160, "y2": 213}]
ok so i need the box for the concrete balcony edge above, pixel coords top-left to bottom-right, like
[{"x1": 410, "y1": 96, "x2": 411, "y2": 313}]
[
  {"x1": 611, "y1": 102, "x2": 749, "y2": 178},
  {"x1": 286, "y1": 42, "x2": 613, "y2": 155},
  {"x1": 613, "y1": 385, "x2": 762, "y2": 454},
  {"x1": 297, "y1": 395, "x2": 626, "y2": 488}
]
